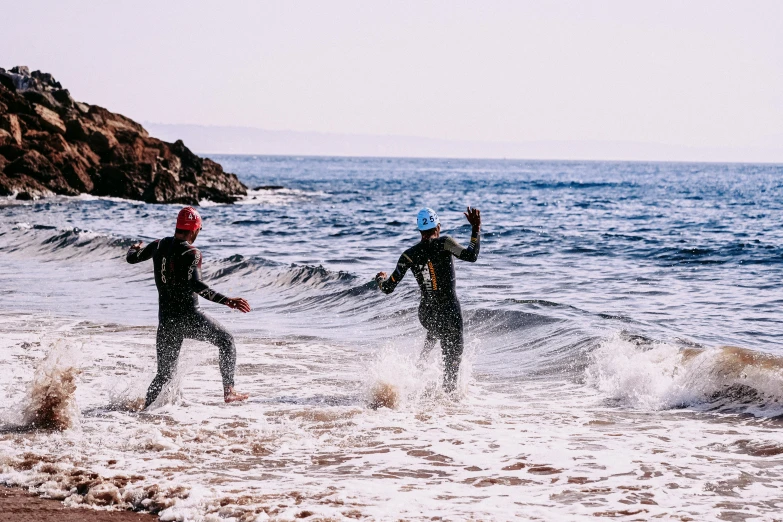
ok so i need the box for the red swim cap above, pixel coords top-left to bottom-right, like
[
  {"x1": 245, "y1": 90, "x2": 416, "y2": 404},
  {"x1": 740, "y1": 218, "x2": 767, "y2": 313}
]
[{"x1": 176, "y1": 206, "x2": 202, "y2": 231}]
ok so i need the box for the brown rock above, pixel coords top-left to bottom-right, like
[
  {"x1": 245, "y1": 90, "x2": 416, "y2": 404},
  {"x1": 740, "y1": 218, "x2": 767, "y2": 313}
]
[
  {"x1": 35, "y1": 132, "x2": 73, "y2": 156},
  {"x1": 0, "y1": 128, "x2": 13, "y2": 146},
  {"x1": 0, "y1": 144, "x2": 26, "y2": 161},
  {"x1": 5, "y1": 150, "x2": 76, "y2": 195},
  {"x1": 139, "y1": 145, "x2": 162, "y2": 165},
  {"x1": 0, "y1": 72, "x2": 15, "y2": 92},
  {"x1": 106, "y1": 139, "x2": 143, "y2": 164},
  {"x1": 0, "y1": 172, "x2": 52, "y2": 198},
  {"x1": 196, "y1": 157, "x2": 244, "y2": 203},
  {"x1": 144, "y1": 169, "x2": 198, "y2": 204},
  {"x1": 34, "y1": 104, "x2": 66, "y2": 133},
  {"x1": 0, "y1": 65, "x2": 246, "y2": 203},
  {"x1": 52, "y1": 89, "x2": 74, "y2": 107},
  {"x1": 5, "y1": 150, "x2": 59, "y2": 179},
  {"x1": 88, "y1": 128, "x2": 119, "y2": 156},
  {"x1": 93, "y1": 163, "x2": 154, "y2": 200},
  {"x1": 87, "y1": 105, "x2": 147, "y2": 137},
  {"x1": 49, "y1": 179, "x2": 80, "y2": 196},
  {"x1": 23, "y1": 90, "x2": 59, "y2": 110},
  {"x1": 17, "y1": 113, "x2": 43, "y2": 133},
  {"x1": 22, "y1": 130, "x2": 49, "y2": 141},
  {"x1": 65, "y1": 118, "x2": 89, "y2": 141},
  {"x1": 0, "y1": 114, "x2": 22, "y2": 144},
  {"x1": 61, "y1": 161, "x2": 94, "y2": 192},
  {"x1": 73, "y1": 141, "x2": 101, "y2": 167}
]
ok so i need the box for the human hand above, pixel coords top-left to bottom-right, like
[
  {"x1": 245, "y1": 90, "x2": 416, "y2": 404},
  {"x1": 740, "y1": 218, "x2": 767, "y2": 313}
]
[
  {"x1": 375, "y1": 272, "x2": 387, "y2": 287},
  {"x1": 226, "y1": 297, "x2": 251, "y2": 313},
  {"x1": 130, "y1": 241, "x2": 143, "y2": 250},
  {"x1": 464, "y1": 207, "x2": 481, "y2": 229}
]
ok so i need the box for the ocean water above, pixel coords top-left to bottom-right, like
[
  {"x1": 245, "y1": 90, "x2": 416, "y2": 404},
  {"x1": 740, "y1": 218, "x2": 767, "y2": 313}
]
[{"x1": 0, "y1": 156, "x2": 782, "y2": 521}]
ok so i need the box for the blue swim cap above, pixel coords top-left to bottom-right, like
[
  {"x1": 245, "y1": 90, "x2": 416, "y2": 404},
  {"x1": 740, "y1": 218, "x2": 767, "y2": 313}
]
[{"x1": 417, "y1": 208, "x2": 440, "y2": 231}]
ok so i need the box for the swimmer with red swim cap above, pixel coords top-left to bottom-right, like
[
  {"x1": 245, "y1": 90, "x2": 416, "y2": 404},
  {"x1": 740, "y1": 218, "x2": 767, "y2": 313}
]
[{"x1": 127, "y1": 207, "x2": 251, "y2": 406}]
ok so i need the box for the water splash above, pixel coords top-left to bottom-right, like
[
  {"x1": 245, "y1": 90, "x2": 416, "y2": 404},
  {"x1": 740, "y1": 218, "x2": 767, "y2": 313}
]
[
  {"x1": 21, "y1": 340, "x2": 81, "y2": 431},
  {"x1": 367, "y1": 381, "x2": 400, "y2": 409}
]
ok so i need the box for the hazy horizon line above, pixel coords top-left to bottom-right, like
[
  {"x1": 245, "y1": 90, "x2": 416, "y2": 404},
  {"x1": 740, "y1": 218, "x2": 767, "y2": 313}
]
[{"x1": 144, "y1": 122, "x2": 783, "y2": 165}]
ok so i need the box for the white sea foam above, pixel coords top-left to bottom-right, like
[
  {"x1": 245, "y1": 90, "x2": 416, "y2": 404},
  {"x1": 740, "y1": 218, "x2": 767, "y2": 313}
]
[
  {"x1": 219, "y1": 187, "x2": 326, "y2": 207},
  {"x1": 587, "y1": 332, "x2": 783, "y2": 415},
  {"x1": 2, "y1": 318, "x2": 782, "y2": 520}
]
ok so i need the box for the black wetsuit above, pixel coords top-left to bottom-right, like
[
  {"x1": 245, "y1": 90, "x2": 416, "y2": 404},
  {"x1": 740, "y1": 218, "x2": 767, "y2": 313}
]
[
  {"x1": 127, "y1": 237, "x2": 235, "y2": 407},
  {"x1": 378, "y1": 227, "x2": 480, "y2": 392}
]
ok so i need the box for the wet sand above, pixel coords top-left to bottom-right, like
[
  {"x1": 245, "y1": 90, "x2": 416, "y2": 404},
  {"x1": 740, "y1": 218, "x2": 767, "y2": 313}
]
[{"x1": 0, "y1": 486, "x2": 156, "y2": 522}]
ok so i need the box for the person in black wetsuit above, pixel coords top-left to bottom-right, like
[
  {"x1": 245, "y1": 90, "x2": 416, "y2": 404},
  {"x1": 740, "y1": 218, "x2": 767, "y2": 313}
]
[
  {"x1": 126, "y1": 206, "x2": 252, "y2": 408},
  {"x1": 376, "y1": 207, "x2": 481, "y2": 393}
]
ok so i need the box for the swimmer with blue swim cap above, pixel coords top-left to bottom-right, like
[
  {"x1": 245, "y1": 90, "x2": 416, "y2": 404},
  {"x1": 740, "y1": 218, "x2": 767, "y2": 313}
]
[
  {"x1": 376, "y1": 206, "x2": 482, "y2": 394},
  {"x1": 417, "y1": 207, "x2": 440, "y2": 231}
]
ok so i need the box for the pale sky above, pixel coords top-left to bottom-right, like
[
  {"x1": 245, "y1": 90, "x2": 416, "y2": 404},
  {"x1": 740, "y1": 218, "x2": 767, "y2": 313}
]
[{"x1": 3, "y1": 1, "x2": 782, "y2": 158}]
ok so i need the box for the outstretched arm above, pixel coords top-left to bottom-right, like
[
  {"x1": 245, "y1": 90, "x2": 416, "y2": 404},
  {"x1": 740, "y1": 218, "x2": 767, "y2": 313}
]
[
  {"x1": 126, "y1": 240, "x2": 159, "y2": 264},
  {"x1": 444, "y1": 207, "x2": 481, "y2": 262},
  {"x1": 376, "y1": 252, "x2": 413, "y2": 294},
  {"x1": 187, "y1": 248, "x2": 251, "y2": 312}
]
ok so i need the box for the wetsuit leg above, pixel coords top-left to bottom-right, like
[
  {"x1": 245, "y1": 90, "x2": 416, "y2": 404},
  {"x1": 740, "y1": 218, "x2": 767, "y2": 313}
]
[
  {"x1": 418, "y1": 302, "x2": 440, "y2": 360},
  {"x1": 145, "y1": 318, "x2": 185, "y2": 407},
  {"x1": 184, "y1": 311, "x2": 237, "y2": 390},
  {"x1": 418, "y1": 330, "x2": 439, "y2": 365},
  {"x1": 440, "y1": 303, "x2": 464, "y2": 393},
  {"x1": 419, "y1": 300, "x2": 464, "y2": 392}
]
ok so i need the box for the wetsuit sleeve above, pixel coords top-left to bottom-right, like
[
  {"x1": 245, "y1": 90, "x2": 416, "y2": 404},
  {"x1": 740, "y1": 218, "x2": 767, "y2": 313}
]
[
  {"x1": 185, "y1": 248, "x2": 229, "y2": 305},
  {"x1": 377, "y1": 252, "x2": 413, "y2": 294},
  {"x1": 444, "y1": 227, "x2": 480, "y2": 262},
  {"x1": 126, "y1": 240, "x2": 159, "y2": 264}
]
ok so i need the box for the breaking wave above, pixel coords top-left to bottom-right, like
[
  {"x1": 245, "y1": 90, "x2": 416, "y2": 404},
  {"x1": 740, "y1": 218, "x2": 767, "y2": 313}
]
[
  {"x1": 0, "y1": 224, "x2": 135, "y2": 261},
  {"x1": 586, "y1": 333, "x2": 783, "y2": 417}
]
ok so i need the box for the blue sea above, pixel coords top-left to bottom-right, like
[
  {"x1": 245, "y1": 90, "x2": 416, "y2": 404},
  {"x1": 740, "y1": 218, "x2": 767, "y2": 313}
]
[{"x1": 0, "y1": 157, "x2": 781, "y2": 520}]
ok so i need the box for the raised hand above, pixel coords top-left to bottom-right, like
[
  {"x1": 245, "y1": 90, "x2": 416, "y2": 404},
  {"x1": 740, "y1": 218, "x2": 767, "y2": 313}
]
[
  {"x1": 226, "y1": 297, "x2": 251, "y2": 313},
  {"x1": 464, "y1": 207, "x2": 481, "y2": 229}
]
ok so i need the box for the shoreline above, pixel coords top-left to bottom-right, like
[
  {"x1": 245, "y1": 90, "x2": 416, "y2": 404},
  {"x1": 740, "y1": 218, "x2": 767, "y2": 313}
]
[{"x1": 0, "y1": 486, "x2": 157, "y2": 522}]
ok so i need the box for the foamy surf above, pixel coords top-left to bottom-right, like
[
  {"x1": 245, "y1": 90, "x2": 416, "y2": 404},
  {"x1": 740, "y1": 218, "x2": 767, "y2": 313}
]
[
  {"x1": 587, "y1": 332, "x2": 783, "y2": 416},
  {"x1": 2, "y1": 316, "x2": 783, "y2": 520},
  {"x1": 362, "y1": 339, "x2": 477, "y2": 410}
]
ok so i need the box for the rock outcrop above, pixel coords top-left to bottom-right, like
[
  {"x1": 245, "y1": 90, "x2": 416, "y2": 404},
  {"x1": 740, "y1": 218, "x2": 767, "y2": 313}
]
[{"x1": 0, "y1": 66, "x2": 246, "y2": 204}]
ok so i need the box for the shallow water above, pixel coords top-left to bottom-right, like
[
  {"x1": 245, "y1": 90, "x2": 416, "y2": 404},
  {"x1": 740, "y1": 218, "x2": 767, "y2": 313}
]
[{"x1": 0, "y1": 157, "x2": 782, "y2": 520}]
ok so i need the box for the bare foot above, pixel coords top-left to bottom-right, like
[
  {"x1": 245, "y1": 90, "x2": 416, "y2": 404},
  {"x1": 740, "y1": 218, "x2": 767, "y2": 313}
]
[{"x1": 224, "y1": 387, "x2": 249, "y2": 403}]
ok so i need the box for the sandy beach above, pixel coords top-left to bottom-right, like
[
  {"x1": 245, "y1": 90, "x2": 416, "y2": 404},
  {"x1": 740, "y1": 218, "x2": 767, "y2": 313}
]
[{"x1": 1, "y1": 485, "x2": 156, "y2": 521}]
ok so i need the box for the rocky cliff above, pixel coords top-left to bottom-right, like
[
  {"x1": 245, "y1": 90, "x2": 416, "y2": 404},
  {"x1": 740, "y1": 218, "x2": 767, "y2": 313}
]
[{"x1": 0, "y1": 66, "x2": 246, "y2": 203}]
